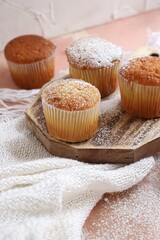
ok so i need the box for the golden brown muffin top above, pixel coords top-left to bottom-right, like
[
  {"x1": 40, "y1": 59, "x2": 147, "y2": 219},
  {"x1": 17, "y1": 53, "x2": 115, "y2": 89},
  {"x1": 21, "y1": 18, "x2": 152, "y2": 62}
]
[
  {"x1": 66, "y1": 37, "x2": 122, "y2": 69},
  {"x1": 4, "y1": 35, "x2": 56, "y2": 64},
  {"x1": 42, "y1": 79, "x2": 101, "y2": 111},
  {"x1": 119, "y1": 57, "x2": 160, "y2": 86}
]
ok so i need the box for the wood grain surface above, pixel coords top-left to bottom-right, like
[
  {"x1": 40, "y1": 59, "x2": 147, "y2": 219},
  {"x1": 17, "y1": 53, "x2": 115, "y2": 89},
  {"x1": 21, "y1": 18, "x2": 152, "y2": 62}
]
[{"x1": 26, "y1": 73, "x2": 160, "y2": 164}]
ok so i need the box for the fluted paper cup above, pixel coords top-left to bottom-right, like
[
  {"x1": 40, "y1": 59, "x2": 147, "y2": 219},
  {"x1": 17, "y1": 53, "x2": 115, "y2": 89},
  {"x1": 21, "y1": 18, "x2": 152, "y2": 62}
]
[
  {"x1": 42, "y1": 99, "x2": 100, "y2": 143},
  {"x1": 69, "y1": 60, "x2": 120, "y2": 98},
  {"x1": 7, "y1": 54, "x2": 55, "y2": 89},
  {"x1": 118, "y1": 74, "x2": 160, "y2": 118}
]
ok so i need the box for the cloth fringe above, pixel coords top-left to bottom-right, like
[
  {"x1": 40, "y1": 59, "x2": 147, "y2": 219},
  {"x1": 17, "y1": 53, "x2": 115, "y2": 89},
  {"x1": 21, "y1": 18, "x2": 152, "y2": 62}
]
[
  {"x1": 0, "y1": 88, "x2": 39, "y2": 122},
  {"x1": 0, "y1": 69, "x2": 70, "y2": 122}
]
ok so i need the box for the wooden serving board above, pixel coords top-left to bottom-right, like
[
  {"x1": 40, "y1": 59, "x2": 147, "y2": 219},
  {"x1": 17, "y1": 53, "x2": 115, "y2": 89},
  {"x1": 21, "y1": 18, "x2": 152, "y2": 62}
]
[{"x1": 26, "y1": 72, "x2": 160, "y2": 164}]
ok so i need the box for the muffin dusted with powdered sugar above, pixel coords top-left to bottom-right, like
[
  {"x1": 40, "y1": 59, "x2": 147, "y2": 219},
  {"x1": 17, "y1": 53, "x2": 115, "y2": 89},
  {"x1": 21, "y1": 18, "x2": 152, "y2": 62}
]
[
  {"x1": 42, "y1": 78, "x2": 100, "y2": 143},
  {"x1": 66, "y1": 37, "x2": 122, "y2": 97}
]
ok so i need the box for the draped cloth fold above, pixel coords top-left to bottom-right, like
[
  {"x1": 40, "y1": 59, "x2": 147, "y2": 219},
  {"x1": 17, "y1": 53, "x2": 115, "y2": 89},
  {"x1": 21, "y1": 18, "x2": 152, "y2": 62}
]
[{"x1": 0, "y1": 116, "x2": 154, "y2": 240}]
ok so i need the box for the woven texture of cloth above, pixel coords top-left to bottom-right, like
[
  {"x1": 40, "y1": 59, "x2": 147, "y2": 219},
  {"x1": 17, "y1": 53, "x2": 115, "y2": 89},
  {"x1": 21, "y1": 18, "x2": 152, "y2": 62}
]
[{"x1": 0, "y1": 115, "x2": 155, "y2": 240}]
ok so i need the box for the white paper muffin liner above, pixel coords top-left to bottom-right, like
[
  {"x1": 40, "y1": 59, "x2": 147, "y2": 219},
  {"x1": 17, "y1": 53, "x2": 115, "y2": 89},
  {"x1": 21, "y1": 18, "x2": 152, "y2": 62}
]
[
  {"x1": 42, "y1": 99, "x2": 100, "y2": 143},
  {"x1": 69, "y1": 61, "x2": 120, "y2": 98},
  {"x1": 118, "y1": 74, "x2": 160, "y2": 118},
  {"x1": 7, "y1": 54, "x2": 55, "y2": 89}
]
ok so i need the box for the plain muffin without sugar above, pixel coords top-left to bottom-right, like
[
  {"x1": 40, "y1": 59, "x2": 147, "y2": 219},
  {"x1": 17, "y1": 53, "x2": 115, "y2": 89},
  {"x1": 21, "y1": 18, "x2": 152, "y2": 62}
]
[
  {"x1": 66, "y1": 37, "x2": 122, "y2": 98},
  {"x1": 41, "y1": 78, "x2": 101, "y2": 143},
  {"x1": 119, "y1": 57, "x2": 160, "y2": 118},
  {"x1": 4, "y1": 35, "x2": 56, "y2": 89}
]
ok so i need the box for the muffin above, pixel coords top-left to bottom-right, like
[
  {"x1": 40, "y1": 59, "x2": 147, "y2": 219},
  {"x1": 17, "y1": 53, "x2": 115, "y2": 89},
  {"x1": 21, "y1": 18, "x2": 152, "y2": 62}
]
[
  {"x1": 4, "y1": 35, "x2": 56, "y2": 89},
  {"x1": 66, "y1": 37, "x2": 122, "y2": 98},
  {"x1": 42, "y1": 78, "x2": 101, "y2": 142},
  {"x1": 119, "y1": 57, "x2": 160, "y2": 118}
]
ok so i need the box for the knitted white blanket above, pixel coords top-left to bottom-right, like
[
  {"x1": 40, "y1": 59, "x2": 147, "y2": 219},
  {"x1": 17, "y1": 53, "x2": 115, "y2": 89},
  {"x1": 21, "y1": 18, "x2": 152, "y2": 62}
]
[{"x1": 0, "y1": 91, "x2": 155, "y2": 240}]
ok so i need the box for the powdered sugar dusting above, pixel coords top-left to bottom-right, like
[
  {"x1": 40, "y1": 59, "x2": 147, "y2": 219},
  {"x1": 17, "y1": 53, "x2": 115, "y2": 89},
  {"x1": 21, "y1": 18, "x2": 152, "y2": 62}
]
[
  {"x1": 119, "y1": 57, "x2": 160, "y2": 86},
  {"x1": 83, "y1": 156, "x2": 160, "y2": 240},
  {"x1": 42, "y1": 78, "x2": 100, "y2": 111},
  {"x1": 66, "y1": 37, "x2": 122, "y2": 69}
]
